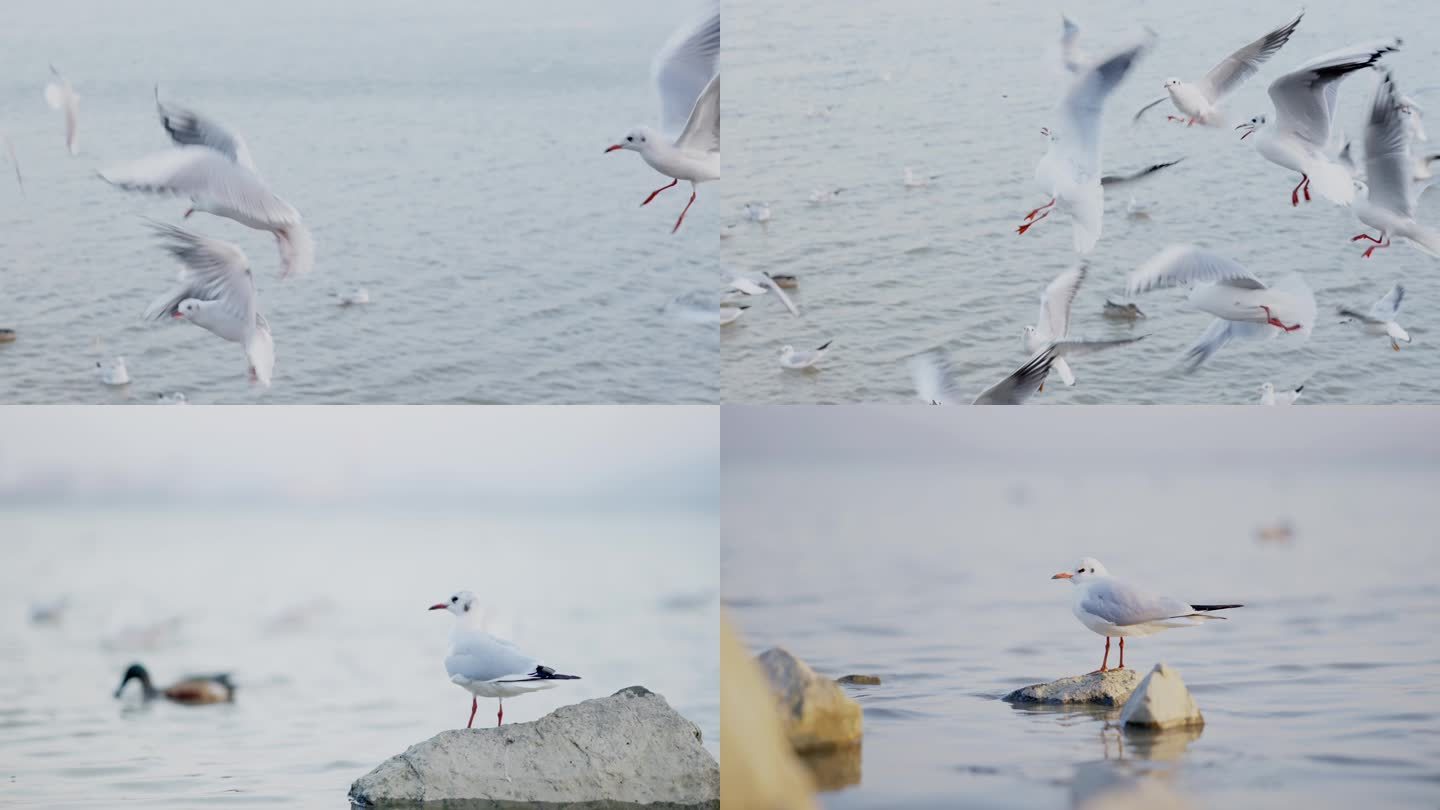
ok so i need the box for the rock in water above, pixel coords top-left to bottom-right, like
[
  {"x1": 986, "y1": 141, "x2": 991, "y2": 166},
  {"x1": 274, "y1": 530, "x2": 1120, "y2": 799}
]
[
  {"x1": 348, "y1": 686, "x2": 718, "y2": 808},
  {"x1": 1002, "y1": 669, "x2": 1141, "y2": 706},
  {"x1": 756, "y1": 647, "x2": 863, "y2": 752},
  {"x1": 721, "y1": 619, "x2": 817, "y2": 809},
  {"x1": 836, "y1": 675, "x2": 881, "y2": 686},
  {"x1": 1120, "y1": 663, "x2": 1204, "y2": 730}
]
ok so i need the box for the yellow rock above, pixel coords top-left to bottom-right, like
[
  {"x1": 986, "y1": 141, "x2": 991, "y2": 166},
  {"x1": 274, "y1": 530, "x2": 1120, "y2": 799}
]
[
  {"x1": 721, "y1": 618, "x2": 817, "y2": 809},
  {"x1": 756, "y1": 647, "x2": 863, "y2": 753}
]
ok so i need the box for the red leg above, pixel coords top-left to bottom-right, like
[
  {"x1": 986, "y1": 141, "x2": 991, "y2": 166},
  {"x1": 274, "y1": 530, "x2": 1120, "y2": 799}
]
[
  {"x1": 183, "y1": 208, "x2": 194, "y2": 218},
  {"x1": 1352, "y1": 233, "x2": 1382, "y2": 243},
  {"x1": 671, "y1": 189, "x2": 697, "y2": 234},
  {"x1": 1091, "y1": 637, "x2": 1111, "y2": 673},
  {"x1": 1290, "y1": 175, "x2": 1309, "y2": 207},
  {"x1": 1017, "y1": 208, "x2": 1052, "y2": 235},
  {"x1": 1260, "y1": 305, "x2": 1303, "y2": 333},
  {"x1": 1302, "y1": 176, "x2": 1311, "y2": 202},
  {"x1": 1362, "y1": 235, "x2": 1391, "y2": 259},
  {"x1": 1187, "y1": 117, "x2": 1196, "y2": 127},
  {"x1": 1024, "y1": 198, "x2": 1055, "y2": 222},
  {"x1": 641, "y1": 178, "x2": 677, "y2": 207},
  {"x1": 467, "y1": 696, "x2": 477, "y2": 729},
  {"x1": 497, "y1": 699, "x2": 503, "y2": 727},
  {"x1": 1166, "y1": 115, "x2": 1184, "y2": 123},
  {"x1": 1118, "y1": 638, "x2": 1125, "y2": 669}
]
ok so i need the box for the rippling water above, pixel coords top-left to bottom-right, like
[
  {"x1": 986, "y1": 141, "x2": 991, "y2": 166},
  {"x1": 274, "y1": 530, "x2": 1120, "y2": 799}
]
[
  {"x1": 0, "y1": 508, "x2": 718, "y2": 807},
  {"x1": 0, "y1": 0, "x2": 716, "y2": 404},
  {"x1": 722, "y1": 410, "x2": 1440, "y2": 808},
  {"x1": 722, "y1": 0, "x2": 1440, "y2": 403}
]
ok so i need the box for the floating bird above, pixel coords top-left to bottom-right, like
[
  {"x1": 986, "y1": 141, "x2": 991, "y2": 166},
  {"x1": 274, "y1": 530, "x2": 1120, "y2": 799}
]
[
  {"x1": 1127, "y1": 245, "x2": 1316, "y2": 371},
  {"x1": 143, "y1": 221, "x2": 275, "y2": 387},
  {"x1": 43, "y1": 65, "x2": 79, "y2": 155},
  {"x1": 605, "y1": 0, "x2": 719, "y2": 233},
  {"x1": 1052, "y1": 558, "x2": 1242, "y2": 672},
  {"x1": 0, "y1": 328, "x2": 16, "y2": 344},
  {"x1": 742, "y1": 202, "x2": 771, "y2": 223},
  {"x1": 338, "y1": 288, "x2": 370, "y2": 307},
  {"x1": 1103, "y1": 299, "x2": 1146, "y2": 321},
  {"x1": 1236, "y1": 39, "x2": 1400, "y2": 207},
  {"x1": 1134, "y1": 12, "x2": 1302, "y2": 127},
  {"x1": 766, "y1": 273, "x2": 799, "y2": 289},
  {"x1": 778, "y1": 340, "x2": 832, "y2": 370},
  {"x1": 1259, "y1": 382, "x2": 1304, "y2": 404},
  {"x1": 807, "y1": 188, "x2": 843, "y2": 204},
  {"x1": 719, "y1": 304, "x2": 750, "y2": 325},
  {"x1": 430, "y1": 591, "x2": 579, "y2": 728},
  {"x1": 114, "y1": 663, "x2": 234, "y2": 705},
  {"x1": 29, "y1": 597, "x2": 68, "y2": 625},
  {"x1": 1351, "y1": 71, "x2": 1440, "y2": 259},
  {"x1": 903, "y1": 167, "x2": 939, "y2": 188},
  {"x1": 97, "y1": 357, "x2": 130, "y2": 386},
  {"x1": 155, "y1": 392, "x2": 189, "y2": 405},
  {"x1": 1339, "y1": 283, "x2": 1411, "y2": 351}
]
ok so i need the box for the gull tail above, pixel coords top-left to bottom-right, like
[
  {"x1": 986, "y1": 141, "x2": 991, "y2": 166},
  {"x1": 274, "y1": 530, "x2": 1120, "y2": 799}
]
[
  {"x1": 1400, "y1": 222, "x2": 1440, "y2": 258},
  {"x1": 245, "y1": 326, "x2": 275, "y2": 388},
  {"x1": 276, "y1": 224, "x2": 315, "y2": 278},
  {"x1": 503, "y1": 665, "x2": 580, "y2": 682}
]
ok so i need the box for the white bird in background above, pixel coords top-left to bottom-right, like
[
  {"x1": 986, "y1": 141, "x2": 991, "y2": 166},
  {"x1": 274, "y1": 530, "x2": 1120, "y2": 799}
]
[
  {"x1": 1235, "y1": 39, "x2": 1400, "y2": 207},
  {"x1": 155, "y1": 87, "x2": 257, "y2": 172},
  {"x1": 808, "y1": 187, "x2": 843, "y2": 204},
  {"x1": 727, "y1": 271, "x2": 799, "y2": 317},
  {"x1": 1351, "y1": 71, "x2": 1440, "y2": 259},
  {"x1": 778, "y1": 340, "x2": 832, "y2": 370},
  {"x1": 1259, "y1": 381, "x2": 1304, "y2": 404},
  {"x1": 1133, "y1": 12, "x2": 1302, "y2": 128},
  {"x1": 1339, "y1": 283, "x2": 1411, "y2": 351},
  {"x1": 908, "y1": 337, "x2": 1143, "y2": 406},
  {"x1": 1020, "y1": 31, "x2": 1153, "y2": 253},
  {"x1": 99, "y1": 146, "x2": 315, "y2": 278},
  {"x1": 143, "y1": 221, "x2": 275, "y2": 387},
  {"x1": 719, "y1": 304, "x2": 749, "y2": 325},
  {"x1": 605, "y1": 0, "x2": 720, "y2": 234},
  {"x1": 903, "y1": 167, "x2": 939, "y2": 188},
  {"x1": 1022, "y1": 264, "x2": 1087, "y2": 388},
  {"x1": 43, "y1": 65, "x2": 79, "y2": 155},
  {"x1": 742, "y1": 202, "x2": 771, "y2": 223},
  {"x1": 430, "y1": 591, "x2": 579, "y2": 728},
  {"x1": 1052, "y1": 557, "x2": 1243, "y2": 672},
  {"x1": 155, "y1": 392, "x2": 189, "y2": 405},
  {"x1": 337, "y1": 288, "x2": 370, "y2": 307},
  {"x1": 97, "y1": 357, "x2": 129, "y2": 386},
  {"x1": 1127, "y1": 245, "x2": 1317, "y2": 371}
]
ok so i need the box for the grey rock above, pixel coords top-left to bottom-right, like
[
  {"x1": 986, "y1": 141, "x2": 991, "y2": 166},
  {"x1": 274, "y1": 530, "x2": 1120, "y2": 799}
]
[
  {"x1": 1002, "y1": 669, "x2": 1141, "y2": 706},
  {"x1": 836, "y1": 674, "x2": 881, "y2": 686},
  {"x1": 1120, "y1": 663, "x2": 1204, "y2": 730},
  {"x1": 756, "y1": 648, "x2": 863, "y2": 752},
  {"x1": 349, "y1": 686, "x2": 718, "y2": 809}
]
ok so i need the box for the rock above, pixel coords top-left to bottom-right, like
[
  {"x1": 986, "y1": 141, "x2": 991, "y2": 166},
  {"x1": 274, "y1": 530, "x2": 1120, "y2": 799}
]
[
  {"x1": 348, "y1": 686, "x2": 718, "y2": 809},
  {"x1": 836, "y1": 674, "x2": 881, "y2": 685},
  {"x1": 721, "y1": 619, "x2": 817, "y2": 809},
  {"x1": 1120, "y1": 663, "x2": 1204, "y2": 730},
  {"x1": 1002, "y1": 669, "x2": 1141, "y2": 706},
  {"x1": 756, "y1": 647, "x2": 864, "y2": 753}
]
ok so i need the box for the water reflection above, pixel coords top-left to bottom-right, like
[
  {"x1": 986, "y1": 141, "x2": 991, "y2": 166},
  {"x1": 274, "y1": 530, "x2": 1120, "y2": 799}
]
[{"x1": 799, "y1": 743, "x2": 862, "y2": 791}]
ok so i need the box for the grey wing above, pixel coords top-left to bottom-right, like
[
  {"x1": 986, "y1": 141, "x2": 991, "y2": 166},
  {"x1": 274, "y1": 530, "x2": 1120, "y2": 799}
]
[
  {"x1": 1370, "y1": 283, "x2": 1405, "y2": 320},
  {"x1": 1132, "y1": 96, "x2": 1169, "y2": 124},
  {"x1": 1053, "y1": 335, "x2": 1146, "y2": 358},
  {"x1": 100, "y1": 146, "x2": 300, "y2": 228},
  {"x1": 1101, "y1": 158, "x2": 1184, "y2": 187},
  {"x1": 1199, "y1": 12, "x2": 1303, "y2": 101},
  {"x1": 1364, "y1": 71, "x2": 1415, "y2": 217},
  {"x1": 972, "y1": 345, "x2": 1055, "y2": 405},
  {"x1": 446, "y1": 635, "x2": 539, "y2": 683},
  {"x1": 1038, "y1": 264, "x2": 1086, "y2": 339},
  {"x1": 906, "y1": 348, "x2": 960, "y2": 405},
  {"x1": 1268, "y1": 40, "x2": 1400, "y2": 147},
  {"x1": 142, "y1": 220, "x2": 256, "y2": 326},
  {"x1": 1338, "y1": 306, "x2": 1383, "y2": 325},
  {"x1": 761, "y1": 272, "x2": 799, "y2": 317},
  {"x1": 156, "y1": 89, "x2": 256, "y2": 171},
  {"x1": 1127, "y1": 245, "x2": 1264, "y2": 295},
  {"x1": 652, "y1": 1, "x2": 721, "y2": 139},
  {"x1": 1179, "y1": 318, "x2": 1270, "y2": 372},
  {"x1": 676, "y1": 74, "x2": 720, "y2": 154},
  {"x1": 1081, "y1": 579, "x2": 1196, "y2": 626},
  {"x1": 1060, "y1": 35, "x2": 1151, "y2": 179}
]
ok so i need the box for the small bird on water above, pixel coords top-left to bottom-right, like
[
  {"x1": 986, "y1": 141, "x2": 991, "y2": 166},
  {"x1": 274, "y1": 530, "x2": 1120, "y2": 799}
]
[{"x1": 114, "y1": 663, "x2": 235, "y2": 704}]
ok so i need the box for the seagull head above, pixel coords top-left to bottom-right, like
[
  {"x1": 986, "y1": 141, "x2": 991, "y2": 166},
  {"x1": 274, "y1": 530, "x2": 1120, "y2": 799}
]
[
  {"x1": 1235, "y1": 115, "x2": 1265, "y2": 140},
  {"x1": 1052, "y1": 557, "x2": 1108, "y2": 584},
  {"x1": 1163, "y1": 77, "x2": 1180, "y2": 89},
  {"x1": 778, "y1": 345, "x2": 795, "y2": 359},
  {"x1": 429, "y1": 590, "x2": 478, "y2": 616},
  {"x1": 605, "y1": 127, "x2": 655, "y2": 155},
  {"x1": 1260, "y1": 382, "x2": 1276, "y2": 396},
  {"x1": 174, "y1": 299, "x2": 202, "y2": 321}
]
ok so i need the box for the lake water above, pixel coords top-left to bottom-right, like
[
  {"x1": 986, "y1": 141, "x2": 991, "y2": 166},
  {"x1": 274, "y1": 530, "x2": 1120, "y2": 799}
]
[
  {"x1": 721, "y1": 0, "x2": 1440, "y2": 404},
  {"x1": 0, "y1": 507, "x2": 718, "y2": 807},
  {"x1": 722, "y1": 408, "x2": 1440, "y2": 808},
  {"x1": 0, "y1": 0, "x2": 716, "y2": 404}
]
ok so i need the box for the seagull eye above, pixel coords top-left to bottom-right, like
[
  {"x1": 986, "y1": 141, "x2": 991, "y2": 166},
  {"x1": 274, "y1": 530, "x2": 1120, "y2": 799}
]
[
  {"x1": 450, "y1": 596, "x2": 457, "y2": 603},
  {"x1": 626, "y1": 136, "x2": 633, "y2": 142}
]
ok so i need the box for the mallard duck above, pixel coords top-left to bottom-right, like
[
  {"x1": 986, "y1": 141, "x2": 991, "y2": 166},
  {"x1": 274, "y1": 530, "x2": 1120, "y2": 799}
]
[{"x1": 114, "y1": 663, "x2": 234, "y2": 705}]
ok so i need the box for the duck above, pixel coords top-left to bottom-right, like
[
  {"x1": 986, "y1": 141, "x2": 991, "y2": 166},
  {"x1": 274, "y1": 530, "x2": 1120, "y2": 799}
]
[{"x1": 114, "y1": 663, "x2": 235, "y2": 705}]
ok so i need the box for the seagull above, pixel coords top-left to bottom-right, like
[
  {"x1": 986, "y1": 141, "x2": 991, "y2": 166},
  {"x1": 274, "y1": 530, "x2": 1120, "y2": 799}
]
[
  {"x1": 903, "y1": 167, "x2": 939, "y2": 188},
  {"x1": 1339, "y1": 283, "x2": 1411, "y2": 351},
  {"x1": 719, "y1": 304, "x2": 749, "y2": 325},
  {"x1": 1133, "y1": 12, "x2": 1302, "y2": 128},
  {"x1": 778, "y1": 340, "x2": 831, "y2": 370},
  {"x1": 1259, "y1": 381, "x2": 1304, "y2": 404},
  {"x1": 114, "y1": 664, "x2": 234, "y2": 705},
  {"x1": 908, "y1": 338, "x2": 1143, "y2": 405},
  {"x1": 97, "y1": 357, "x2": 130, "y2": 386},
  {"x1": 727, "y1": 272, "x2": 799, "y2": 317},
  {"x1": 43, "y1": 65, "x2": 79, "y2": 155},
  {"x1": 605, "y1": 0, "x2": 719, "y2": 234},
  {"x1": 742, "y1": 202, "x2": 771, "y2": 223},
  {"x1": 155, "y1": 392, "x2": 189, "y2": 405},
  {"x1": 155, "y1": 87, "x2": 256, "y2": 171},
  {"x1": 1, "y1": 131, "x2": 22, "y2": 193},
  {"x1": 143, "y1": 221, "x2": 275, "y2": 387},
  {"x1": 1351, "y1": 71, "x2": 1440, "y2": 259},
  {"x1": 430, "y1": 591, "x2": 579, "y2": 728},
  {"x1": 1022, "y1": 264, "x2": 1087, "y2": 388},
  {"x1": 1235, "y1": 39, "x2": 1400, "y2": 207},
  {"x1": 337, "y1": 288, "x2": 370, "y2": 307},
  {"x1": 1020, "y1": 31, "x2": 1152, "y2": 253},
  {"x1": 1052, "y1": 558, "x2": 1243, "y2": 672},
  {"x1": 808, "y1": 188, "x2": 843, "y2": 204},
  {"x1": 1127, "y1": 245, "x2": 1316, "y2": 371},
  {"x1": 99, "y1": 146, "x2": 315, "y2": 278}
]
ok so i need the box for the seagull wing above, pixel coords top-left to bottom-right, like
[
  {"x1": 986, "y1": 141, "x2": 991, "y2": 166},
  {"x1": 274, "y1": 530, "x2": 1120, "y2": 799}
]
[
  {"x1": 1036, "y1": 264, "x2": 1086, "y2": 340},
  {"x1": 1268, "y1": 39, "x2": 1399, "y2": 147},
  {"x1": 675, "y1": 74, "x2": 720, "y2": 154},
  {"x1": 1370, "y1": 283, "x2": 1405, "y2": 320},
  {"x1": 1364, "y1": 70, "x2": 1415, "y2": 217},
  {"x1": 156, "y1": 87, "x2": 257, "y2": 171},
  {"x1": 1127, "y1": 245, "x2": 1265, "y2": 295},
  {"x1": 1199, "y1": 12, "x2": 1303, "y2": 102},
  {"x1": 907, "y1": 348, "x2": 961, "y2": 405},
  {"x1": 1079, "y1": 578, "x2": 1198, "y2": 626},
  {"x1": 142, "y1": 220, "x2": 258, "y2": 330},
  {"x1": 652, "y1": 0, "x2": 720, "y2": 140},
  {"x1": 972, "y1": 345, "x2": 1055, "y2": 405}
]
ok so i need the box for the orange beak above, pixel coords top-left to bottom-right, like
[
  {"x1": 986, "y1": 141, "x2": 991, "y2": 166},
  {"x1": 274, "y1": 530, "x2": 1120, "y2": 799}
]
[
  {"x1": 1051, "y1": 571, "x2": 1072, "y2": 580},
  {"x1": 427, "y1": 603, "x2": 447, "y2": 611},
  {"x1": 604, "y1": 144, "x2": 623, "y2": 153}
]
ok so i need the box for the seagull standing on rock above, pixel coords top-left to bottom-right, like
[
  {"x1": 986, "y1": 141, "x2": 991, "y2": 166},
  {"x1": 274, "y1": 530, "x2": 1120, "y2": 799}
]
[
  {"x1": 1052, "y1": 558, "x2": 1243, "y2": 672},
  {"x1": 430, "y1": 591, "x2": 579, "y2": 728}
]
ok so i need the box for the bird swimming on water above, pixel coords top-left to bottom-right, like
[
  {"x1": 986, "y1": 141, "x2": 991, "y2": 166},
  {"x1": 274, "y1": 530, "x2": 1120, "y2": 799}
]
[{"x1": 114, "y1": 663, "x2": 235, "y2": 705}]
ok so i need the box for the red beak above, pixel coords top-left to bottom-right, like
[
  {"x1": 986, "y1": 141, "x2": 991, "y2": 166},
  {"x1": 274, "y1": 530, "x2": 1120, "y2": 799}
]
[
  {"x1": 428, "y1": 603, "x2": 447, "y2": 611},
  {"x1": 604, "y1": 144, "x2": 623, "y2": 153},
  {"x1": 1051, "y1": 572, "x2": 1073, "y2": 580},
  {"x1": 171, "y1": 311, "x2": 185, "y2": 319}
]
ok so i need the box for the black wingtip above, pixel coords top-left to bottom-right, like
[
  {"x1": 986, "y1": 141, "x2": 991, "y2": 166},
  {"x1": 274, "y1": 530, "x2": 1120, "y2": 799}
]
[
  {"x1": 1295, "y1": 385, "x2": 1305, "y2": 393},
  {"x1": 815, "y1": 340, "x2": 833, "y2": 351},
  {"x1": 1190, "y1": 603, "x2": 1244, "y2": 611}
]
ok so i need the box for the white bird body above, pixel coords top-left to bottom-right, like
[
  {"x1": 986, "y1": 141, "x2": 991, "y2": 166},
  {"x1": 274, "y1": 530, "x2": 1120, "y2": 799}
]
[
  {"x1": 779, "y1": 340, "x2": 831, "y2": 370},
  {"x1": 97, "y1": 357, "x2": 129, "y2": 385},
  {"x1": 719, "y1": 305, "x2": 748, "y2": 325},
  {"x1": 1165, "y1": 81, "x2": 1221, "y2": 125},
  {"x1": 1351, "y1": 72, "x2": 1440, "y2": 259},
  {"x1": 1259, "y1": 382, "x2": 1303, "y2": 405},
  {"x1": 44, "y1": 65, "x2": 79, "y2": 155},
  {"x1": 1340, "y1": 283, "x2": 1411, "y2": 350}
]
